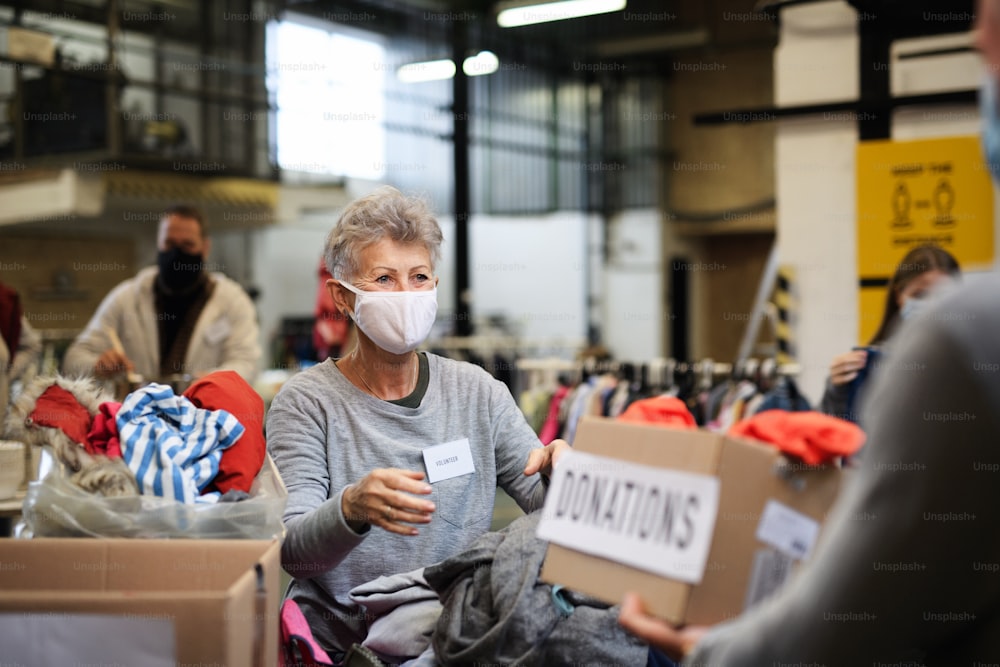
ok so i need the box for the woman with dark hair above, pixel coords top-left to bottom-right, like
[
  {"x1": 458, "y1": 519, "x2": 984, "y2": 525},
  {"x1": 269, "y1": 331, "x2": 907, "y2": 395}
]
[{"x1": 819, "y1": 244, "x2": 960, "y2": 422}]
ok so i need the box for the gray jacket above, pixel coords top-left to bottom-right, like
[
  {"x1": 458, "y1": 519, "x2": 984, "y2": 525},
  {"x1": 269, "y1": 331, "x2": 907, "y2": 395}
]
[
  {"x1": 425, "y1": 511, "x2": 648, "y2": 666},
  {"x1": 687, "y1": 276, "x2": 1000, "y2": 666}
]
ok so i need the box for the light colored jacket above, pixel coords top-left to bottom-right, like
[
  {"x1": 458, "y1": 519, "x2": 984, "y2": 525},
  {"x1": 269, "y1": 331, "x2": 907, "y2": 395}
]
[{"x1": 63, "y1": 266, "x2": 260, "y2": 382}]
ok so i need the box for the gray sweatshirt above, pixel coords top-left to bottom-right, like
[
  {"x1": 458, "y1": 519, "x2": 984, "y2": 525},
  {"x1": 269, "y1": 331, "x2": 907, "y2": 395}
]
[
  {"x1": 265, "y1": 353, "x2": 547, "y2": 653},
  {"x1": 686, "y1": 276, "x2": 1000, "y2": 666}
]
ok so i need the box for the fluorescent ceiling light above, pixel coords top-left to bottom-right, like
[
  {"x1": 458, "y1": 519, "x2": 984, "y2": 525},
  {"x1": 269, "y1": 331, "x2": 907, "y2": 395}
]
[
  {"x1": 397, "y1": 58, "x2": 456, "y2": 83},
  {"x1": 397, "y1": 52, "x2": 501, "y2": 82},
  {"x1": 497, "y1": 0, "x2": 626, "y2": 27},
  {"x1": 463, "y1": 51, "x2": 499, "y2": 76}
]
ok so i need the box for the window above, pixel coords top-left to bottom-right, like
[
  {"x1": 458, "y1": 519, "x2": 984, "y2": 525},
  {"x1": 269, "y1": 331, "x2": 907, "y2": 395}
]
[{"x1": 267, "y1": 19, "x2": 386, "y2": 180}]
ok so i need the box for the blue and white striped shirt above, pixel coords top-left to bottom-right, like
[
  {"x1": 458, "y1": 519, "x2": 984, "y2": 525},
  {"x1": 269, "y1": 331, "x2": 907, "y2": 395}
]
[{"x1": 118, "y1": 383, "x2": 245, "y2": 504}]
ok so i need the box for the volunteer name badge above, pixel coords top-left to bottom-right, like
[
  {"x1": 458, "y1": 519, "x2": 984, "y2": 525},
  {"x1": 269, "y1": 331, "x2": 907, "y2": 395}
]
[
  {"x1": 422, "y1": 438, "x2": 475, "y2": 483},
  {"x1": 537, "y1": 450, "x2": 720, "y2": 584},
  {"x1": 203, "y1": 317, "x2": 231, "y2": 344}
]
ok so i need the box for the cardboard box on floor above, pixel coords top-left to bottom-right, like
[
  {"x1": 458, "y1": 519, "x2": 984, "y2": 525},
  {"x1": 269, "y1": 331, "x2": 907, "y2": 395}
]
[
  {"x1": 0, "y1": 538, "x2": 280, "y2": 666},
  {"x1": 539, "y1": 416, "x2": 845, "y2": 625}
]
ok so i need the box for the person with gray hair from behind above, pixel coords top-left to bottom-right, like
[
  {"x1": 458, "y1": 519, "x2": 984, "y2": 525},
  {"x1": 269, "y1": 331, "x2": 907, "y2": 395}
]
[
  {"x1": 619, "y1": 2, "x2": 1000, "y2": 664},
  {"x1": 266, "y1": 185, "x2": 570, "y2": 662}
]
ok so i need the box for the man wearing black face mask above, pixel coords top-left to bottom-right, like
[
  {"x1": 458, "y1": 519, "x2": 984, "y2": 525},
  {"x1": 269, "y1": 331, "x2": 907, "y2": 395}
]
[{"x1": 63, "y1": 204, "x2": 260, "y2": 384}]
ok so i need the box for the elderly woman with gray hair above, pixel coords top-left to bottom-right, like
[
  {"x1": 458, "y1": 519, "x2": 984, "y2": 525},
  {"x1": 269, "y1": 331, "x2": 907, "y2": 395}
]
[{"x1": 266, "y1": 186, "x2": 568, "y2": 660}]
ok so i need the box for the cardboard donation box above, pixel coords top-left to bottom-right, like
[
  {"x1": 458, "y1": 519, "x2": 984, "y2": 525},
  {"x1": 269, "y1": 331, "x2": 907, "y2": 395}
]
[
  {"x1": 0, "y1": 538, "x2": 280, "y2": 667},
  {"x1": 538, "y1": 416, "x2": 845, "y2": 625}
]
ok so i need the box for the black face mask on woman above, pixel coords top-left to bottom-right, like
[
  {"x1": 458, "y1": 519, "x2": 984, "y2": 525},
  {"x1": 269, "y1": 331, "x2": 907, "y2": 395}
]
[{"x1": 157, "y1": 247, "x2": 204, "y2": 292}]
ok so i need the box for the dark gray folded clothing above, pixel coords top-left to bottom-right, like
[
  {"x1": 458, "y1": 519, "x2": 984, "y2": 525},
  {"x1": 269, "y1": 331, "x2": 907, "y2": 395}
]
[{"x1": 424, "y1": 511, "x2": 647, "y2": 666}]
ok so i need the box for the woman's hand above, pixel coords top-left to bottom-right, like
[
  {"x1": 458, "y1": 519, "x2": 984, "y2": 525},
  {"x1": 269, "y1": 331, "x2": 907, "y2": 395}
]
[
  {"x1": 618, "y1": 592, "x2": 709, "y2": 660},
  {"x1": 524, "y1": 438, "x2": 570, "y2": 479},
  {"x1": 341, "y1": 468, "x2": 435, "y2": 536},
  {"x1": 829, "y1": 349, "x2": 868, "y2": 386}
]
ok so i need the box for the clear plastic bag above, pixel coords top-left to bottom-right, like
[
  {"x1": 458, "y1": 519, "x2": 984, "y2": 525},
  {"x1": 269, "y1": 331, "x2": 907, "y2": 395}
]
[{"x1": 19, "y1": 449, "x2": 287, "y2": 540}]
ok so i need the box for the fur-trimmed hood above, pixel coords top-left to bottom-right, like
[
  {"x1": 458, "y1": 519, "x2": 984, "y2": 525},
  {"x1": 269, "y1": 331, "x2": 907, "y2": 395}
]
[
  {"x1": 5, "y1": 374, "x2": 112, "y2": 449},
  {"x1": 5, "y1": 374, "x2": 137, "y2": 497}
]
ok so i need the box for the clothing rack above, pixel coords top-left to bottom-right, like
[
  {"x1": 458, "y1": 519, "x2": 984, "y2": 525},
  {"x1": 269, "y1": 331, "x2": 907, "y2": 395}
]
[
  {"x1": 732, "y1": 357, "x2": 802, "y2": 382},
  {"x1": 428, "y1": 335, "x2": 586, "y2": 355},
  {"x1": 516, "y1": 356, "x2": 800, "y2": 390},
  {"x1": 426, "y1": 336, "x2": 586, "y2": 395},
  {"x1": 515, "y1": 357, "x2": 584, "y2": 396},
  {"x1": 516, "y1": 356, "x2": 739, "y2": 444},
  {"x1": 516, "y1": 357, "x2": 748, "y2": 385},
  {"x1": 516, "y1": 353, "x2": 810, "y2": 444}
]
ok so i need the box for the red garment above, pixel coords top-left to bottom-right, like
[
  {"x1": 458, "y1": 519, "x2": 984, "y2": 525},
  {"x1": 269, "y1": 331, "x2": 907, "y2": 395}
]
[
  {"x1": 0, "y1": 281, "x2": 22, "y2": 355},
  {"x1": 539, "y1": 385, "x2": 570, "y2": 445},
  {"x1": 617, "y1": 396, "x2": 697, "y2": 430},
  {"x1": 183, "y1": 370, "x2": 266, "y2": 494},
  {"x1": 85, "y1": 402, "x2": 123, "y2": 458},
  {"x1": 29, "y1": 384, "x2": 93, "y2": 446},
  {"x1": 728, "y1": 409, "x2": 866, "y2": 465},
  {"x1": 313, "y1": 260, "x2": 349, "y2": 361}
]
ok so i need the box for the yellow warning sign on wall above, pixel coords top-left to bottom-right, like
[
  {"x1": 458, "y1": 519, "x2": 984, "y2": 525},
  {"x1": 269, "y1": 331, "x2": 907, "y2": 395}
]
[{"x1": 855, "y1": 136, "x2": 994, "y2": 343}]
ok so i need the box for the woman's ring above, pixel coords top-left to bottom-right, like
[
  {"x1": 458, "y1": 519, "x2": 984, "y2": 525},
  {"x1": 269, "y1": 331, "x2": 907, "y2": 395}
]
[{"x1": 384, "y1": 505, "x2": 393, "y2": 521}]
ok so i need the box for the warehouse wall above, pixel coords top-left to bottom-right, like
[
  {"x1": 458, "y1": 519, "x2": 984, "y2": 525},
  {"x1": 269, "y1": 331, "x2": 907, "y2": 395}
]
[
  {"x1": 660, "y1": 1, "x2": 779, "y2": 363},
  {"x1": 602, "y1": 209, "x2": 667, "y2": 362},
  {"x1": 247, "y1": 200, "x2": 597, "y2": 365},
  {"x1": 775, "y1": 0, "x2": 995, "y2": 404},
  {"x1": 0, "y1": 234, "x2": 135, "y2": 332}
]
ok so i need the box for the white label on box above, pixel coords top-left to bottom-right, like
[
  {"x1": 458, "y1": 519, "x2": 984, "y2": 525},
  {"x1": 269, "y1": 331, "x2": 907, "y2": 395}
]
[
  {"x1": 536, "y1": 450, "x2": 720, "y2": 584},
  {"x1": 743, "y1": 548, "x2": 795, "y2": 611},
  {"x1": 755, "y1": 499, "x2": 820, "y2": 560},
  {"x1": 0, "y1": 613, "x2": 175, "y2": 665},
  {"x1": 422, "y1": 438, "x2": 475, "y2": 483}
]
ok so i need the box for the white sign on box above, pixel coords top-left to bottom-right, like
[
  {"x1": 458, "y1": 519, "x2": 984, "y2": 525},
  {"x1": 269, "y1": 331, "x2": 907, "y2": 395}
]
[
  {"x1": 755, "y1": 499, "x2": 820, "y2": 561},
  {"x1": 536, "y1": 450, "x2": 720, "y2": 584}
]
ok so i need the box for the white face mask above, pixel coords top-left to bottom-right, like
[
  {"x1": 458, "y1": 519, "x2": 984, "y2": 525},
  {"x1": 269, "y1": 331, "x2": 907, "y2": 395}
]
[
  {"x1": 981, "y1": 72, "x2": 1000, "y2": 181},
  {"x1": 900, "y1": 296, "x2": 926, "y2": 321},
  {"x1": 339, "y1": 282, "x2": 438, "y2": 355}
]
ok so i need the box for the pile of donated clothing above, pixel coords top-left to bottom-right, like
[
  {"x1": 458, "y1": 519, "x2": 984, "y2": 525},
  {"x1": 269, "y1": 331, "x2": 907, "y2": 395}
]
[{"x1": 6, "y1": 370, "x2": 277, "y2": 539}]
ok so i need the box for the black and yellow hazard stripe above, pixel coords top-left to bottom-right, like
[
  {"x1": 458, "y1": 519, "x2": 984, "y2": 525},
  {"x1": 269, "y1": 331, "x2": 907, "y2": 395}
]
[
  {"x1": 772, "y1": 265, "x2": 795, "y2": 365},
  {"x1": 104, "y1": 170, "x2": 278, "y2": 209}
]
